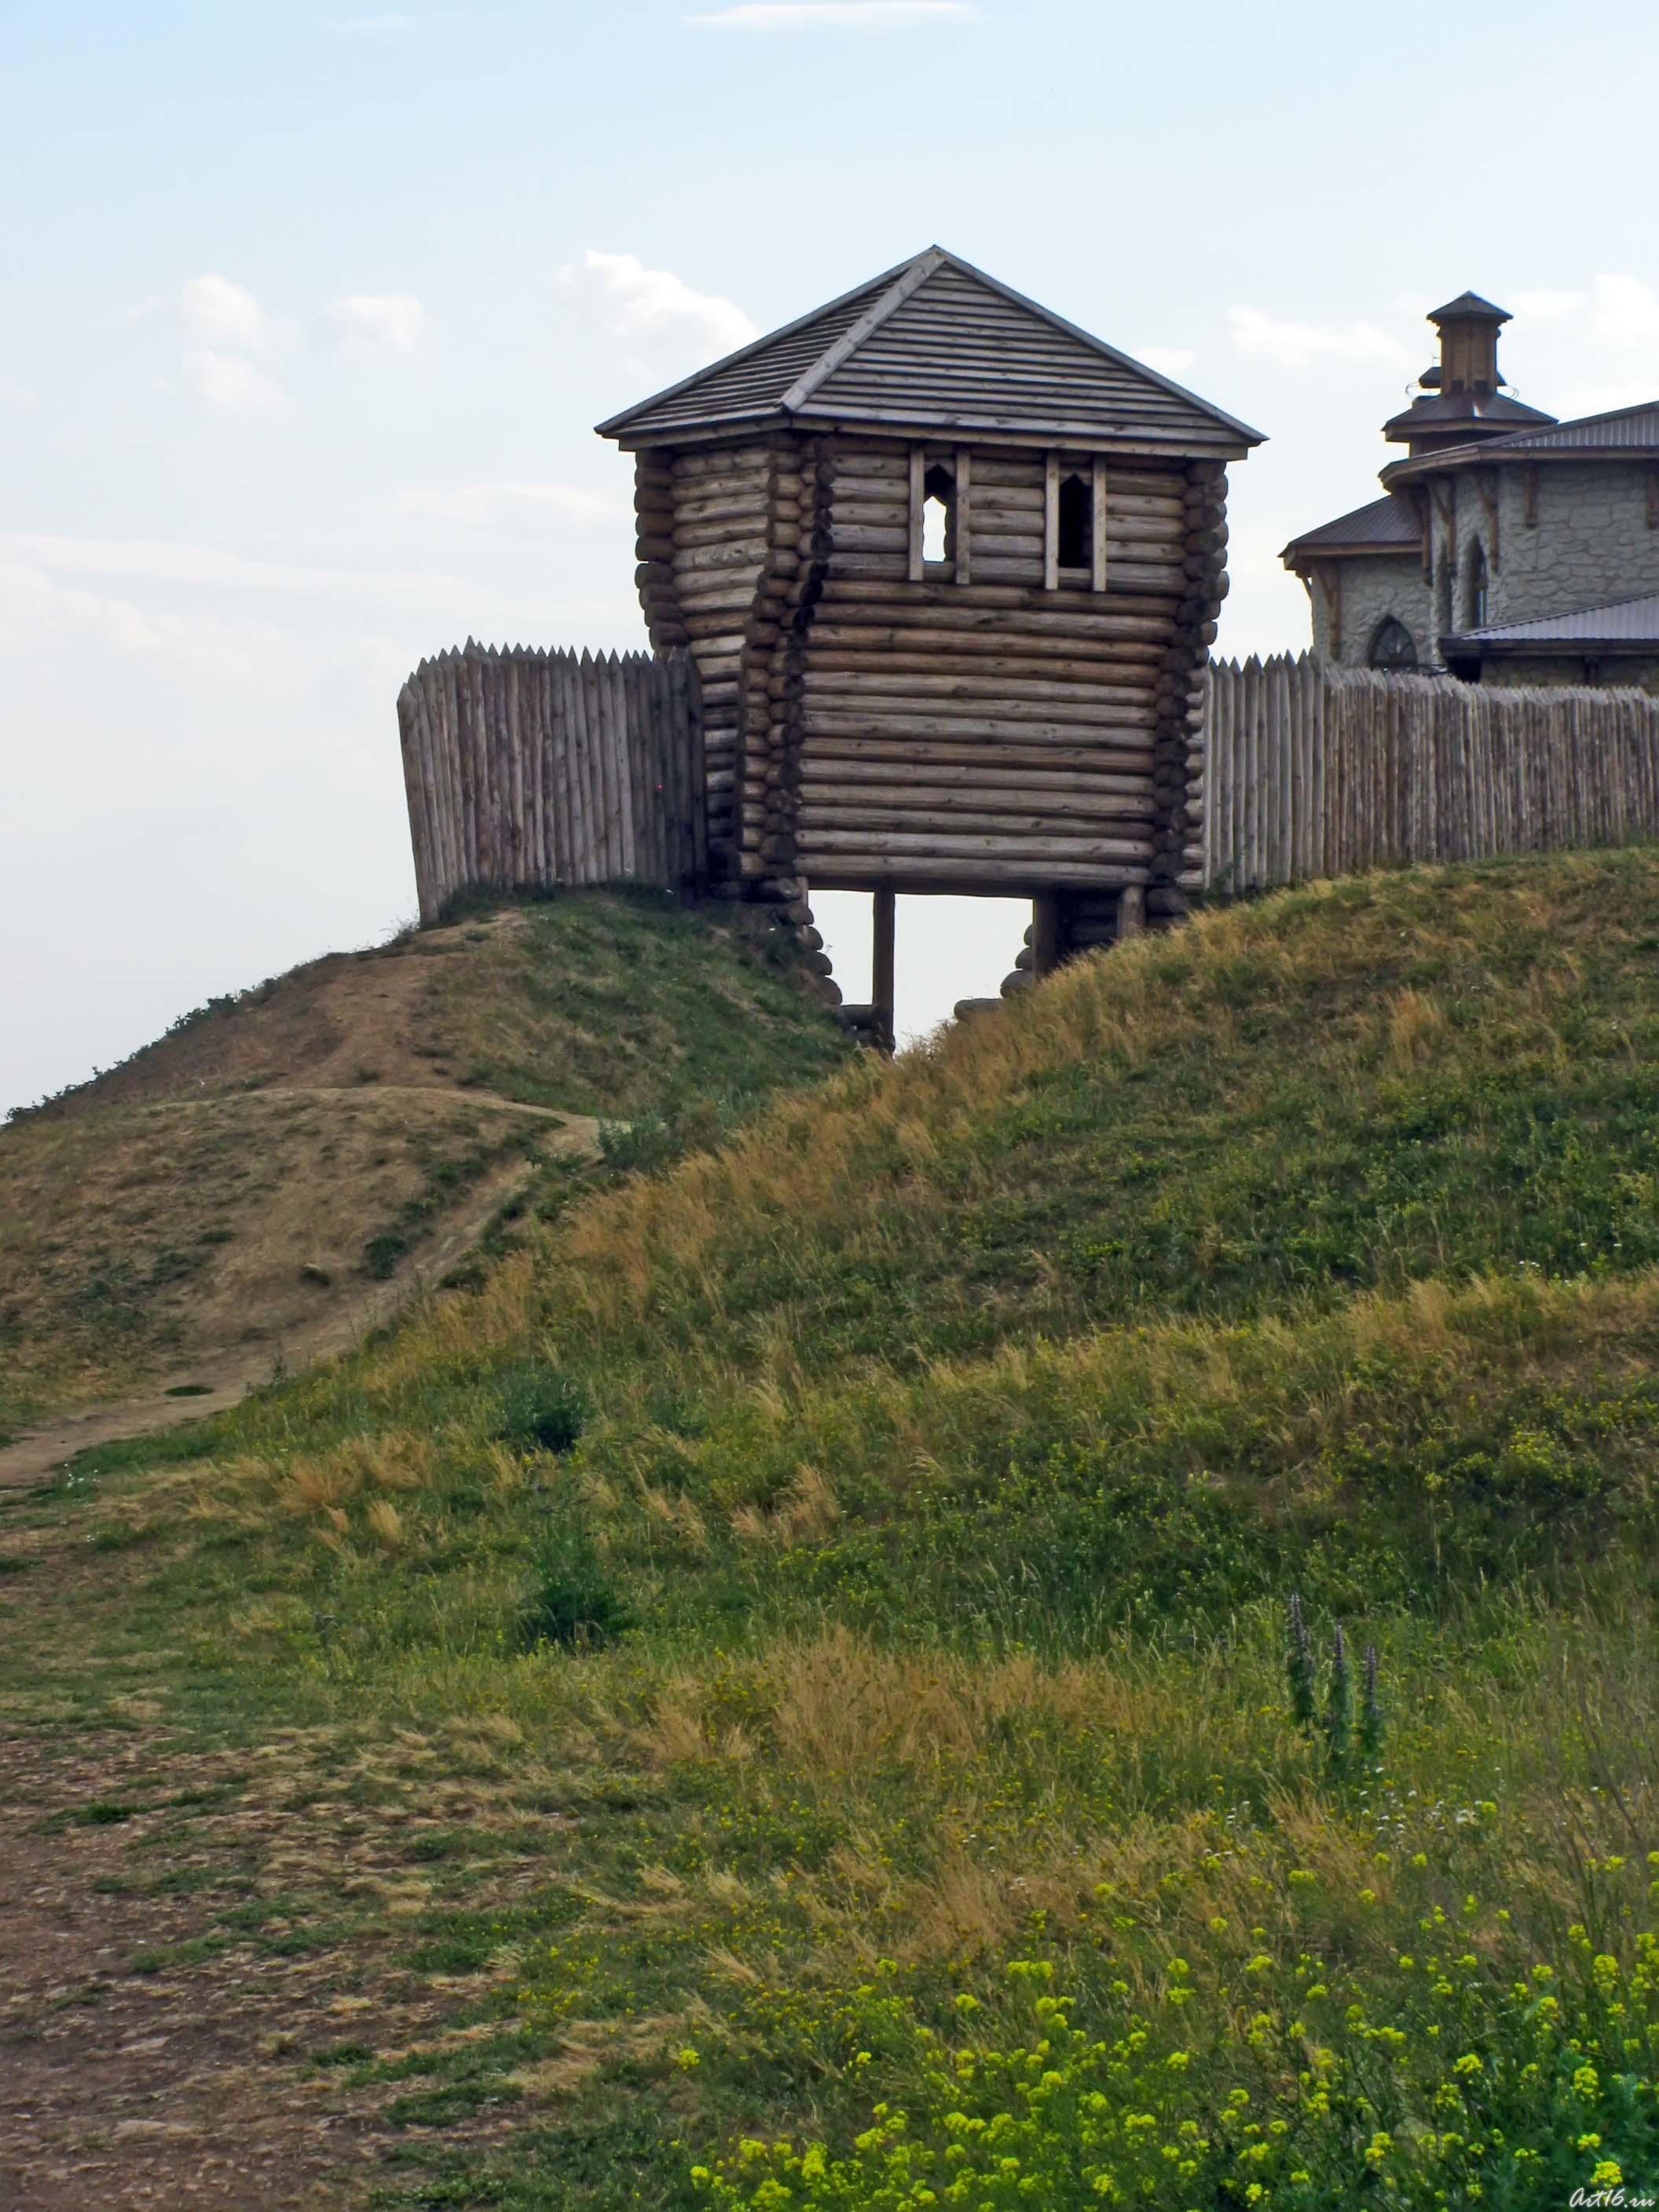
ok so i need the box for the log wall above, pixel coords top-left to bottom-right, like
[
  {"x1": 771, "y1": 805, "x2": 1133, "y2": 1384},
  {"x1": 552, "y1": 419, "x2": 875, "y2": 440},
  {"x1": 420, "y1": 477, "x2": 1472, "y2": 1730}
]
[
  {"x1": 643, "y1": 430, "x2": 1224, "y2": 900},
  {"x1": 396, "y1": 643, "x2": 704, "y2": 925},
  {"x1": 1203, "y1": 654, "x2": 1659, "y2": 892},
  {"x1": 634, "y1": 442, "x2": 772, "y2": 868}
]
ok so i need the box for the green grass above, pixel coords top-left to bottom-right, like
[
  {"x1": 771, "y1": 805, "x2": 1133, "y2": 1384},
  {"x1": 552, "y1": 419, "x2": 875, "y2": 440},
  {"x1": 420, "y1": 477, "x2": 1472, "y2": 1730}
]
[
  {"x1": 424, "y1": 887, "x2": 853, "y2": 1126},
  {"x1": 7, "y1": 851, "x2": 1659, "y2": 2207},
  {"x1": 0, "y1": 887, "x2": 849, "y2": 1431}
]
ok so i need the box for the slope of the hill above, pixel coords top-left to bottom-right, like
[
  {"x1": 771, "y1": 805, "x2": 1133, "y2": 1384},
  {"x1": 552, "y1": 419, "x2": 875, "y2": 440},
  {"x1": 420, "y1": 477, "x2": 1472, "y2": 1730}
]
[
  {"x1": 5, "y1": 851, "x2": 1659, "y2": 2212},
  {"x1": 0, "y1": 893, "x2": 848, "y2": 1437},
  {"x1": 551, "y1": 844, "x2": 1659, "y2": 1380}
]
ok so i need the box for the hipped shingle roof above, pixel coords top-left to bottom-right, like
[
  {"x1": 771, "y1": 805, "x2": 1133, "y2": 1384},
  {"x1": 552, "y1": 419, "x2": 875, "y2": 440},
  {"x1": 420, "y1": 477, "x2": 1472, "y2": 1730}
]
[{"x1": 596, "y1": 247, "x2": 1264, "y2": 457}]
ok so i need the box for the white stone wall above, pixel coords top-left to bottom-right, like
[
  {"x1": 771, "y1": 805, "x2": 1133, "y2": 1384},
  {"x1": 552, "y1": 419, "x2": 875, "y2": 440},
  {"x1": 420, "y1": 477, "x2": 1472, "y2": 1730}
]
[
  {"x1": 1307, "y1": 554, "x2": 1434, "y2": 668},
  {"x1": 1483, "y1": 652, "x2": 1659, "y2": 693},
  {"x1": 1441, "y1": 462, "x2": 1659, "y2": 631}
]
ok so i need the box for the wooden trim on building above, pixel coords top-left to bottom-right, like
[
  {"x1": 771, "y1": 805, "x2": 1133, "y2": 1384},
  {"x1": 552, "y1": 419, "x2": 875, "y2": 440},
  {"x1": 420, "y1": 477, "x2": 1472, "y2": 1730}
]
[
  {"x1": 1315, "y1": 565, "x2": 1343, "y2": 660},
  {"x1": 1474, "y1": 470, "x2": 1500, "y2": 568},
  {"x1": 1043, "y1": 449, "x2": 1060, "y2": 591},
  {"x1": 1091, "y1": 457, "x2": 1108, "y2": 593},
  {"x1": 907, "y1": 446, "x2": 925, "y2": 582},
  {"x1": 1029, "y1": 894, "x2": 1064, "y2": 976},
  {"x1": 955, "y1": 445, "x2": 973, "y2": 585},
  {"x1": 871, "y1": 884, "x2": 896, "y2": 1021}
]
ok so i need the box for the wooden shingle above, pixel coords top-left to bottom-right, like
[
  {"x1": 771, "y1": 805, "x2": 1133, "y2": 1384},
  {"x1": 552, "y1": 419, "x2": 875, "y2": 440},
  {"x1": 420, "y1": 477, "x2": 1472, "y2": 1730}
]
[{"x1": 598, "y1": 247, "x2": 1263, "y2": 458}]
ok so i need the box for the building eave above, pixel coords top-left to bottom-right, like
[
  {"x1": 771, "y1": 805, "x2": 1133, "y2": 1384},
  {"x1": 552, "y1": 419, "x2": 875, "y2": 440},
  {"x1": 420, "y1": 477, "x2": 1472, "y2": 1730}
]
[
  {"x1": 1281, "y1": 540, "x2": 1421, "y2": 570},
  {"x1": 613, "y1": 405, "x2": 1254, "y2": 460}
]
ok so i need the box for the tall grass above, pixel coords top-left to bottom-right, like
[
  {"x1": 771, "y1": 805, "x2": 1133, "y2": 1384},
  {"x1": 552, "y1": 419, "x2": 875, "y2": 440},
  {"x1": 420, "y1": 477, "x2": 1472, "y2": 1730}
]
[{"x1": 31, "y1": 848, "x2": 1659, "y2": 2207}]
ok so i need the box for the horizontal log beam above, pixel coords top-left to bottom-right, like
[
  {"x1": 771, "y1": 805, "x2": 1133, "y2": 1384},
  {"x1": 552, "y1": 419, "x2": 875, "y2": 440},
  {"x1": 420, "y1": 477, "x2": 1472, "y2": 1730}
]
[
  {"x1": 806, "y1": 856, "x2": 1148, "y2": 891},
  {"x1": 800, "y1": 650, "x2": 1159, "y2": 685},
  {"x1": 802, "y1": 735, "x2": 1155, "y2": 775},
  {"x1": 800, "y1": 760, "x2": 1155, "y2": 797},
  {"x1": 819, "y1": 579, "x2": 1177, "y2": 621},
  {"x1": 803, "y1": 709, "x2": 1155, "y2": 742},
  {"x1": 798, "y1": 797, "x2": 1156, "y2": 833},
  {"x1": 805, "y1": 672, "x2": 1159, "y2": 708}
]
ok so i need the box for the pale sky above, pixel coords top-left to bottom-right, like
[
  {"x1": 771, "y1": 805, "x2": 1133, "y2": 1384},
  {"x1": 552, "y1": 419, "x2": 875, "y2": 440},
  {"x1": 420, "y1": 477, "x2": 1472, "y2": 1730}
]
[{"x1": 6, "y1": 0, "x2": 1659, "y2": 1111}]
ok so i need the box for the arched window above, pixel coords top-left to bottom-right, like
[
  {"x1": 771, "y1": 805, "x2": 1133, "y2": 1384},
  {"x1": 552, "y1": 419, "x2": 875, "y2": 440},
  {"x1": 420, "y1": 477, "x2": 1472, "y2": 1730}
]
[
  {"x1": 1370, "y1": 617, "x2": 1418, "y2": 672},
  {"x1": 1057, "y1": 471, "x2": 1093, "y2": 569},
  {"x1": 1466, "y1": 540, "x2": 1489, "y2": 628},
  {"x1": 921, "y1": 462, "x2": 955, "y2": 564}
]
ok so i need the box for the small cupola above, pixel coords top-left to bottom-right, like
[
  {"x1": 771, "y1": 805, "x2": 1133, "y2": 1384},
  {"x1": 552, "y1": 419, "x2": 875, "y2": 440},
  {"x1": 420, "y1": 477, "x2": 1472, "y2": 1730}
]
[
  {"x1": 1383, "y1": 289, "x2": 1556, "y2": 456},
  {"x1": 1427, "y1": 290, "x2": 1510, "y2": 397}
]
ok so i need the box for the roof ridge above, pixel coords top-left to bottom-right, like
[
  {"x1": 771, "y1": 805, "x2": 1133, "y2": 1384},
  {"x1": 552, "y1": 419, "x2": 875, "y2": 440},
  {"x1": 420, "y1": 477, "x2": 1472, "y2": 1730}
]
[
  {"x1": 779, "y1": 247, "x2": 944, "y2": 412},
  {"x1": 597, "y1": 245, "x2": 1265, "y2": 452},
  {"x1": 594, "y1": 250, "x2": 925, "y2": 439},
  {"x1": 906, "y1": 246, "x2": 1264, "y2": 446},
  {"x1": 1448, "y1": 395, "x2": 1659, "y2": 460}
]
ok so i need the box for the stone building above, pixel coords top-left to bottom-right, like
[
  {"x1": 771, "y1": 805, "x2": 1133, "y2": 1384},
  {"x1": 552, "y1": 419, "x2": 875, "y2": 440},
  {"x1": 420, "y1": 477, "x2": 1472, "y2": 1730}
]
[{"x1": 1283, "y1": 293, "x2": 1659, "y2": 688}]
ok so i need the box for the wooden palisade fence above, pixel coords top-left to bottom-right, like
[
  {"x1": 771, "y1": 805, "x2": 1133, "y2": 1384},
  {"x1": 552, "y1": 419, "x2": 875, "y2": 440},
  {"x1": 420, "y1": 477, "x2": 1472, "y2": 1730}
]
[
  {"x1": 1203, "y1": 654, "x2": 1659, "y2": 893},
  {"x1": 396, "y1": 643, "x2": 705, "y2": 925}
]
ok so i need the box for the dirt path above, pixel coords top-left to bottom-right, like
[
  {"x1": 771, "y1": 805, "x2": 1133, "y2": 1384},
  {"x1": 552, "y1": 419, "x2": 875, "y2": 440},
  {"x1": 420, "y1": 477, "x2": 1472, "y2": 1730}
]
[
  {"x1": 0, "y1": 1100, "x2": 602, "y2": 1492},
  {"x1": 0, "y1": 1733, "x2": 383, "y2": 2209},
  {"x1": 0, "y1": 1704, "x2": 557, "y2": 2210}
]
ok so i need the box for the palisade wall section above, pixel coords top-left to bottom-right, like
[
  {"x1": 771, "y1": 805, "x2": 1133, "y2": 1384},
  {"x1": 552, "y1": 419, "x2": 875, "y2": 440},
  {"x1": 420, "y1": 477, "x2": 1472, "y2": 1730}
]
[
  {"x1": 396, "y1": 643, "x2": 704, "y2": 925},
  {"x1": 1204, "y1": 653, "x2": 1659, "y2": 892}
]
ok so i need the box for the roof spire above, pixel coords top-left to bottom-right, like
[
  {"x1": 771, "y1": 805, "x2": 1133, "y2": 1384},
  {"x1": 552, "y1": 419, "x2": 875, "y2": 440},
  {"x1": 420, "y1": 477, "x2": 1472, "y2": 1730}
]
[{"x1": 1382, "y1": 290, "x2": 1555, "y2": 456}]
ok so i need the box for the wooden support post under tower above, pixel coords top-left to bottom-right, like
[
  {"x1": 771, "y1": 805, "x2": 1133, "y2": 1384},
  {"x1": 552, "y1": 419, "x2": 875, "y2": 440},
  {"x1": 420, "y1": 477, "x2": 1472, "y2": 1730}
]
[
  {"x1": 871, "y1": 885, "x2": 896, "y2": 1051},
  {"x1": 1031, "y1": 894, "x2": 1065, "y2": 978}
]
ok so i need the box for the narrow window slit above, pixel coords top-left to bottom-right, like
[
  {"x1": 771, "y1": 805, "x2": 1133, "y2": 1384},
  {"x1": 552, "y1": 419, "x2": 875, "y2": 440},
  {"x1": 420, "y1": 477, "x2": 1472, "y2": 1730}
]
[
  {"x1": 922, "y1": 462, "x2": 955, "y2": 565},
  {"x1": 1057, "y1": 471, "x2": 1092, "y2": 570}
]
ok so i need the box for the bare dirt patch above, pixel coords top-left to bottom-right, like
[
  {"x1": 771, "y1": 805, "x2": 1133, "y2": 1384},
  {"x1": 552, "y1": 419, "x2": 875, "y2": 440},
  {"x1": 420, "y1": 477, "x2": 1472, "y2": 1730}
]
[
  {"x1": 0, "y1": 1705, "x2": 562, "y2": 2210},
  {"x1": 0, "y1": 1108, "x2": 599, "y2": 1490},
  {"x1": 0, "y1": 1731, "x2": 382, "y2": 2209},
  {"x1": 29, "y1": 912, "x2": 534, "y2": 1117}
]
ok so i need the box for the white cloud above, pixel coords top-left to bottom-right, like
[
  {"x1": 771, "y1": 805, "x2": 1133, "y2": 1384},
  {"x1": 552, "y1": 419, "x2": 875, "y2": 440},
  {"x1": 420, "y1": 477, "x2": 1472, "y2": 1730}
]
[
  {"x1": 0, "y1": 533, "x2": 496, "y2": 610},
  {"x1": 1584, "y1": 272, "x2": 1659, "y2": 350},
  {"x1": 172, "y1": 274, "x2": 290, "y2": 409},
  {"x1": 0, "y1": 558, "x2": 289, "y2": 688},
  {"x1": 1228, "y1": 305, "x2": 1413, "y2": 370},
  {"x1": 1507, "y1": 276, "x2": 1659, "y2": 419},
  {"x1": 321, "y1": 293, "x2": 427, "y2": 354},
  {"x1": 181, "y1": 272, "x2": 273, "y2": 355},
  {"x1": 688, "y1": 0, "x2": 976, "y2": 24},
  {"x1": 1514, "y1": 287, "x2": 1585, "y2": 323},
  {"x1": 182, "y1": 349, "x2": 288, "y2": 413},
  {"x1": 0, "y1": 385, "x2": 35, "y2": 405},
  {"x1": 557, "y1": 248, "x2": 756, "y2": 365},
  {"x1": 397, "y1": 482, "x2": 626, "y2": 526},
  {"x1": 1566, "y1": 382, "x2": 1659, "y2": 419},
  {"x1": 1136, "y1": 345, "x2": 1196, "y2": 377}
]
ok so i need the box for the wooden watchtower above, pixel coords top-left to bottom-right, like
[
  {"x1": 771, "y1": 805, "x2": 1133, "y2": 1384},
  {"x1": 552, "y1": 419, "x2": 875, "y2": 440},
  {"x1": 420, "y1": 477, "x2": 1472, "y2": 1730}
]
[{"x1": 598, "y1": 246, "x2": 1262, "y2": 1002}]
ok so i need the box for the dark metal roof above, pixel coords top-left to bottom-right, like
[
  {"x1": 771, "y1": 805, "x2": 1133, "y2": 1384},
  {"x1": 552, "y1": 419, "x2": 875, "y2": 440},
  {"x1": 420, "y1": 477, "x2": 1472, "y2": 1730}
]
[
  {"x1": 596, "y1": 246, "x2": 1265, "y2": 456},
  {"x1": 1447, "y1": 591, "x2": 1659, "y2": 650},
  {"x1": 1382, "y1": 390, "x2": 1556, "y2": 445},
  {"x1": 1281, "y1": 493, "x2": 1421, "y2": 566},
  {"x1": 1386, "y1": 399, "x2": 1659, "y2": 480},
  {"x1": 1476, "y1": 400, "x2": 1659, "y2": 456},
  {"x1": 1429, "y1": 291, "x2": 1511, "y2": 324}
]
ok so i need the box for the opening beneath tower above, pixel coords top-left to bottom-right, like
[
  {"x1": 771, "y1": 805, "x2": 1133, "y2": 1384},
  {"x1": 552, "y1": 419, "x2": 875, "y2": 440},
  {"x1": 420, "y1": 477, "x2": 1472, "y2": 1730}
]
[{"x1": 804, "y1": 888, "x2": 1131, "y2": 1049}]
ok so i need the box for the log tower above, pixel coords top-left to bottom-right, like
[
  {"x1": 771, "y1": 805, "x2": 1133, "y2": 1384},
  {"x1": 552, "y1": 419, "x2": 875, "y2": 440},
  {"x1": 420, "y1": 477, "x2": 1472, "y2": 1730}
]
[{"x1": 597, "y1": 246, "x2": 1263, "y2": 1027}]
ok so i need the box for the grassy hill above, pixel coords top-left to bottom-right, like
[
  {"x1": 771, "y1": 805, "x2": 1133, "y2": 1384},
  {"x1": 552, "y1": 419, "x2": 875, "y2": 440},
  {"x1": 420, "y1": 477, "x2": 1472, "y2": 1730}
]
[
  {"x1": 4, "y1": 851, "x2": 1659, "y2": 2210},
  {"x1": 0, "y1": 892, "x2": 847, "y2": 1437}
]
